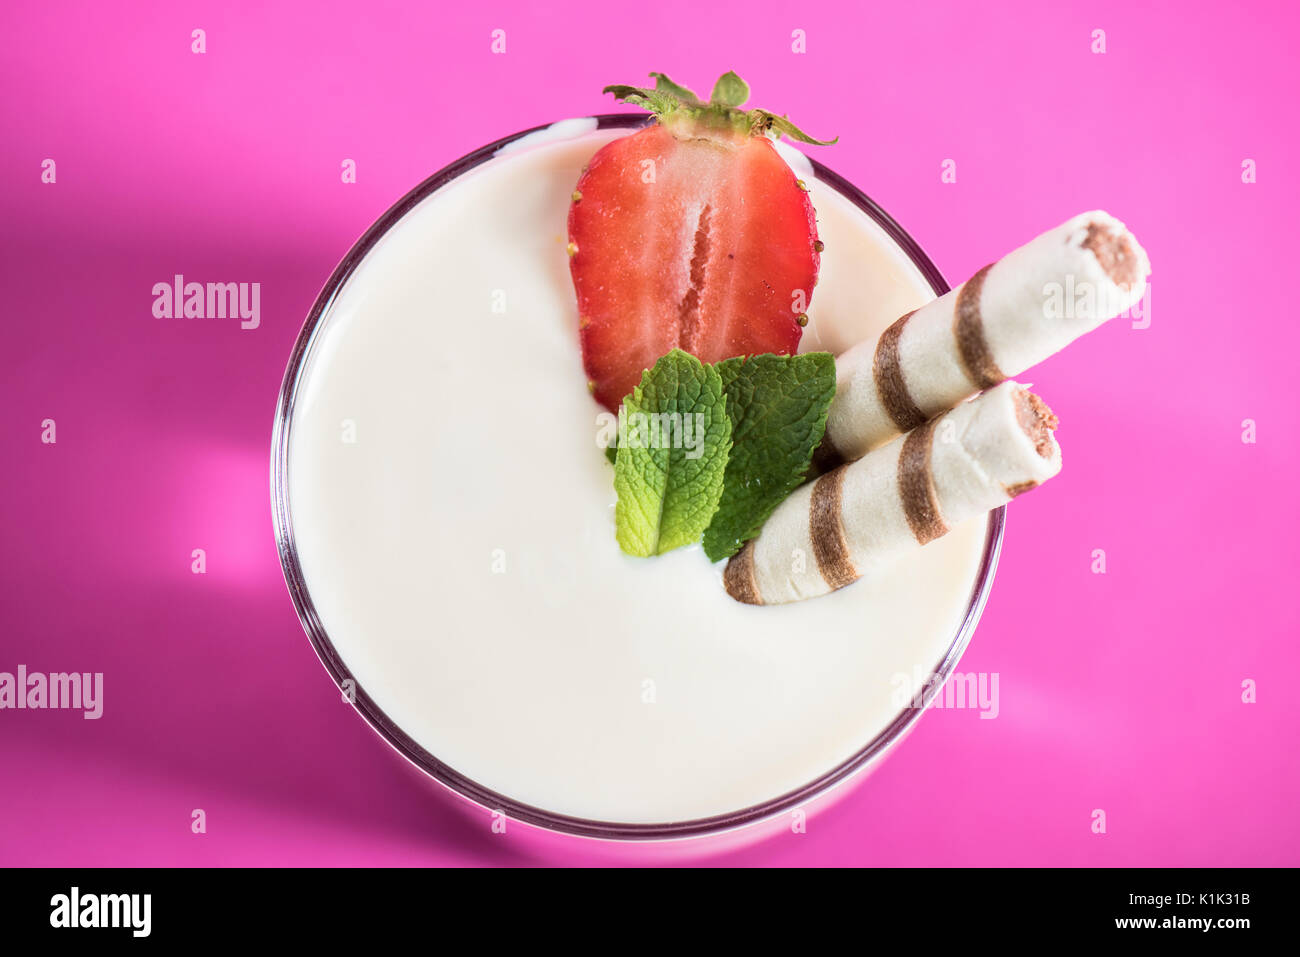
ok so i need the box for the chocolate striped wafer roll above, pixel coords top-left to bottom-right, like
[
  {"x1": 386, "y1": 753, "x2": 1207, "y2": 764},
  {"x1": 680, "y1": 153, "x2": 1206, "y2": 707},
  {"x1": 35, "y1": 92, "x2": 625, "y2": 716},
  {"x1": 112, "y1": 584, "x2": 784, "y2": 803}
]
[
  {"x1": 817, "y1": 211, "x2": 1147, "y2": 467},
  {"x1": 725, "y1": 381, "x2": 1061, "y2": 606}
]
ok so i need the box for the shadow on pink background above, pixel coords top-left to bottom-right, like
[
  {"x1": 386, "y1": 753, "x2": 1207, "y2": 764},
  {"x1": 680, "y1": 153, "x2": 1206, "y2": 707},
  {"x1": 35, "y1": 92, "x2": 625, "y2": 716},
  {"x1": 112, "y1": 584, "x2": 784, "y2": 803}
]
[{"x1": 2, "y1": 1, "x2": 1297, "y2": 865}]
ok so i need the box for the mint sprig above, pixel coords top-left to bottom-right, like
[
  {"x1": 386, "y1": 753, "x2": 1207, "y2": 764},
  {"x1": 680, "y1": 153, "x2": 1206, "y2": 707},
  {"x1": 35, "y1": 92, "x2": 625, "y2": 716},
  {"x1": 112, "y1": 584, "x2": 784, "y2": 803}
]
[
  {"x1": 613, "y1": 351, "x2": 732, "y2": 557},
  {"x1": 609, "y1": 351, "x2": 835, "y2": 560},
  {"x1": 702, "y1": 353, "x2": 835, "y2": 560}
]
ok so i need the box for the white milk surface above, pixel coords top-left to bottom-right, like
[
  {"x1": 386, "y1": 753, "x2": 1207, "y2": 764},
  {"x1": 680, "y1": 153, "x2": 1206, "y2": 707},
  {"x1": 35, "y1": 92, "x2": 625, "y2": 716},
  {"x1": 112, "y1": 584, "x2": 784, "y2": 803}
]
[{"x1": 286, "y1": 126, "x2": 990, "y2": 824}]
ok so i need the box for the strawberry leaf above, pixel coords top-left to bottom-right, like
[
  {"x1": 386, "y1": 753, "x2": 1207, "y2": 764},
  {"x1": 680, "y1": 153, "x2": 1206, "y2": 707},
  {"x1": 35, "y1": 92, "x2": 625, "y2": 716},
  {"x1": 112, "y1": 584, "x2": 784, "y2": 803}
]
[
  {"x1": 710, "y1": 71, "x2": 750, "y2": 109},
  {"x1": 650, "y1": 72, "x2": 704, "y2": 106},
  {"x1": 750, "y1": 110, "x2": 839, "y2": 146},
  {"x1": 603, "y1": 71, "x2": 836, "y2": 145},
  {"x1": 603, "y1": 85, "x2": 678, "y2": 115}
]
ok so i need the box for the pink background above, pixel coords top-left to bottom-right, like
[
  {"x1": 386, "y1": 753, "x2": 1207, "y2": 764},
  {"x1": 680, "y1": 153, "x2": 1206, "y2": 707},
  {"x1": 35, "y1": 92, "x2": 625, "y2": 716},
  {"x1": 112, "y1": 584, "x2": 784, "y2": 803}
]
[{"x1": 3, "y1": 1, "x2": 1297, "y2": 866}]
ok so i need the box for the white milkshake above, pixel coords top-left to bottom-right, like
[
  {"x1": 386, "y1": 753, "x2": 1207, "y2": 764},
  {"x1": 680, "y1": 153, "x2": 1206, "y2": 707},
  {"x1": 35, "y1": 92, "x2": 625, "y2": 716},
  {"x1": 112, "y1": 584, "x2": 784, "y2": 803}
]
[{"x1": 282, "y1": 122, "x2": 991, "y2": 827}]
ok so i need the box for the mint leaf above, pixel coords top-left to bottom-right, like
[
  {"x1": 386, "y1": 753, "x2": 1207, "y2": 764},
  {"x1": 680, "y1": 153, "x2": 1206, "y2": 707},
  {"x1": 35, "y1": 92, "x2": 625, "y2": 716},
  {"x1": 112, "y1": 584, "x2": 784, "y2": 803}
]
[
  {"x1": 614, "y1": 350, "x2": 732, "y2": 557},
  {"x1": 702, "y1": 353, "x2": 836, "y2": 561}
]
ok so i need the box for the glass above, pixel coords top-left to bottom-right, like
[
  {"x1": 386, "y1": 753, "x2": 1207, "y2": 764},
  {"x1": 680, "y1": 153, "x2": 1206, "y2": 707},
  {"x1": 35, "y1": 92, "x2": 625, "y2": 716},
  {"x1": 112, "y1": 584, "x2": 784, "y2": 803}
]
[{"x1": 271, "y1": 114, "x2": 1005, "y2": 841}]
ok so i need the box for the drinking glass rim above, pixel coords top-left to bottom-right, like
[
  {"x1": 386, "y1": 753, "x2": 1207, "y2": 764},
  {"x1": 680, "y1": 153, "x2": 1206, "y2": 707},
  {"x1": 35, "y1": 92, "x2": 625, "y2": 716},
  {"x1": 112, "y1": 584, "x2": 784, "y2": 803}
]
[{"x1": 270, "y1": 113, "x2": 1006, "y2": 842}]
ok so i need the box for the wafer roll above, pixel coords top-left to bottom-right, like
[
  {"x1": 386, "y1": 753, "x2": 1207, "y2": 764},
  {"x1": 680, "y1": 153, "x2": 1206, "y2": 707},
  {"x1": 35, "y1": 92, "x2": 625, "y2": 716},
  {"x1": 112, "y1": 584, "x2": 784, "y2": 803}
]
[
  {"x1": 725, "y1": 381, "x2": 1061, "y2": 606},
  {"x1": 816, "y1": 211, "x2": 1147, "y2": 467}
]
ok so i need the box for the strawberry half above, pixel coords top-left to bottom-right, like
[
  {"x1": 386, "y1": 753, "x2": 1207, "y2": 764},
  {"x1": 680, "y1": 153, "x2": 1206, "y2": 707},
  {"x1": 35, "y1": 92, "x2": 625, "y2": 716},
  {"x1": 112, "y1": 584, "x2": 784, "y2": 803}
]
[{"x1": 568, "y1": 71, "x2": 835, "y2": 411}]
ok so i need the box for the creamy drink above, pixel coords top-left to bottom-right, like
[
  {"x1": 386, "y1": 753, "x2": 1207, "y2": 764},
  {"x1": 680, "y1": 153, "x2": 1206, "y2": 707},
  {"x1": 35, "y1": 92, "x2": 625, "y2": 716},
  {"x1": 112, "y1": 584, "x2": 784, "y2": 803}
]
[{"x1": 279, "y1": 120, "x2": 992, "y2": 829}]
